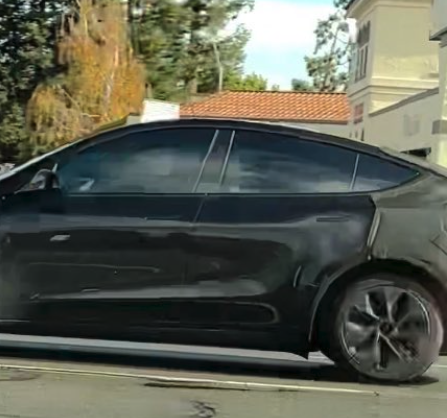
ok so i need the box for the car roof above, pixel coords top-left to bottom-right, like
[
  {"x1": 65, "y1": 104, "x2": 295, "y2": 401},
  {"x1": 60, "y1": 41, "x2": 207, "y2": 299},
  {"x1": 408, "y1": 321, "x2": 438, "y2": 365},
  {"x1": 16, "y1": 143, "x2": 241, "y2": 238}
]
[
  {"x1": 11, "y1": 117, "x2": 440, "y2": 180},
  {"x1": 144, "y1": 118, "x2": 447, "y2": 176},
  {"x1": 96, "y1": 117, "x2": 386, "y2": 156}
]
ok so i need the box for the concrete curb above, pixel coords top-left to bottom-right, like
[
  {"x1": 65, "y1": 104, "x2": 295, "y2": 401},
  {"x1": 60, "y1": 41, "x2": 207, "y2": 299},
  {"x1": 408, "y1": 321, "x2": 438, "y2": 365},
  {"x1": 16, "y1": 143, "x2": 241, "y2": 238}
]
[{"x1": 0, "y1": 363, "x2": 379, "y2": 396}]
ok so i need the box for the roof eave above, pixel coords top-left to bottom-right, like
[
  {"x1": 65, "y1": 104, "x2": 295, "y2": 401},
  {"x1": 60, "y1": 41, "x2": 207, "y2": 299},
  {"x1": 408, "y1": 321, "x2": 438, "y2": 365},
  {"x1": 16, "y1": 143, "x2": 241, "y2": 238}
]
[
  {"x1": 430, "y1": 27, "x2": 447, "y2": 41},
  {"x1": 180, "y1": 115, "x2": 349, "y2": 125}
]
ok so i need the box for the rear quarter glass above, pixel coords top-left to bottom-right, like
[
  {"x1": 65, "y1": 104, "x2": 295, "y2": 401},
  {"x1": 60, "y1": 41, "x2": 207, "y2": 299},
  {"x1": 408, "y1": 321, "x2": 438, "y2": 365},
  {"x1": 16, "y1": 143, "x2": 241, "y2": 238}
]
[{"x1": 382, "y1": 146, "x2": 447, "y2": 178}]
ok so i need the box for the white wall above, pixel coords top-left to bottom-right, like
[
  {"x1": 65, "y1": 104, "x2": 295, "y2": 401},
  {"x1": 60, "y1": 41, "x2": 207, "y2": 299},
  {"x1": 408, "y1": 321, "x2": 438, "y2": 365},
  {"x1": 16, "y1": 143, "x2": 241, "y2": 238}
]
[
  {"x1": 372, "y1": 2, "x2": 438, "y2": 90},
  {"x1": 347, "y1": 0, "x2": 439, "y2": 145},
  {"x1": 140, "y1": 100, "x2": 179, "y2": 122},
  {"x1": 368, "y1": 90, "x2": 439, "y2": 152}
]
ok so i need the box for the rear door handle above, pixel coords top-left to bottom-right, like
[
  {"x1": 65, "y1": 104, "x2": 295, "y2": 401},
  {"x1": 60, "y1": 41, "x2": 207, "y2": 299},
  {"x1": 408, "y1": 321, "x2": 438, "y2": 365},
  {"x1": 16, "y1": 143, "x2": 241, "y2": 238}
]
[
  {"x1": 144, "y1": 215, "x2": 183, "y2": 221},
  {"x1": 50, "y1": 234, "x2": 71, "y2": 242},
  {"x1": 316, "y1": 215, "x2": 351, "y2": 223}
]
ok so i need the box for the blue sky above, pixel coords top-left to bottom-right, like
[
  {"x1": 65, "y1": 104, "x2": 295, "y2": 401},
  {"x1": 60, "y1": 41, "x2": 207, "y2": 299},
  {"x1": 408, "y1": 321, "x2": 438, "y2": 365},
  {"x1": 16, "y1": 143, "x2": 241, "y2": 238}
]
[{"x1": 235, "y1": 0, "x2": 336, "y2": 89}]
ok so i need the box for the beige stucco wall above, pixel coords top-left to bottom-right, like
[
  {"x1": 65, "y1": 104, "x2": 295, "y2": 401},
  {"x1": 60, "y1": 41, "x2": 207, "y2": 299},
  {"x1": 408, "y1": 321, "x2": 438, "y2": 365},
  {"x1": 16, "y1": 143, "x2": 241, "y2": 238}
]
[
  {"x1": 371, "y1": 2, "x2": 438, "y2": 95},
  {"x1": 347, "y1": 0, "x2": 439, "y2": 144},
  {"x1": 367, "y1": 91, "x2": 439, "y2": 152},
  {"x1": 342, "y1": 0, "x2": 447, "y2": 168}
]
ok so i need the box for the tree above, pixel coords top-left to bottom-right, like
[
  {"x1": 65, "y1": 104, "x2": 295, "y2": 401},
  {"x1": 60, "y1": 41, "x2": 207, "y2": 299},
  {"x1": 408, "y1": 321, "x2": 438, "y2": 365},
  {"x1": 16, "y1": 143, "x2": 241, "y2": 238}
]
[
  {"x1": 197, "y1": 26, "x2": 251, "y2": 94},
  {"x1": 271, "y1": 84, "x2": 280, "y2": 91},
  {"x1": 226, "y1": 72, "x2": 268, "y2": 91},
  {"x1": 25, "y1": 0, "x2": 145, "y2": 156},
  {"x1": 305, "y1": 0, "x2": 351, "y2": 92},
  {"x1": 180, "y1": 0, "x2": 254, "y2": 97},
  {"x1": 0, "y1": 0, "x2": 70, "y2": 161},
  {"x1": 131, "y1": 0, "x2": 190, "y2": 100},
  {"x1": 291, "y1": 78, "x2": 314, "y2": 92},
  {"x1": 133, "y1": 0, "x2": 254, "y2": 100}
]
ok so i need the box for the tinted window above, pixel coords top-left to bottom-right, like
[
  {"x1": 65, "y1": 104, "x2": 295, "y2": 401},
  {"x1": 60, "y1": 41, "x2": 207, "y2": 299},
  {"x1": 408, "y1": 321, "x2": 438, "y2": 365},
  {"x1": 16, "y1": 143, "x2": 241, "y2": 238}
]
[
  {"x1": 220, "y1": 130, "x2": 357, "y2": 194},
  {"x1": 353, "y1": 154, "x2": 418, "y2": 192},
  {"x1": 196, "y1": 130, "x2": 233, "y2": 193},
  {"x1": 57, "y1": 128, "x2": 214, "y2": 194}
]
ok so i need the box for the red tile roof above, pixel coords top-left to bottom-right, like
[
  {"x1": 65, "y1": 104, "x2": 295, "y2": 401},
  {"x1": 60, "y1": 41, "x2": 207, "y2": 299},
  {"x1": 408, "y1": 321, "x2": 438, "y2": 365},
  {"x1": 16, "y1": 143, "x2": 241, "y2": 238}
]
[{"x1": 180, "y1": 91, "x2": 350, "y2": 124}]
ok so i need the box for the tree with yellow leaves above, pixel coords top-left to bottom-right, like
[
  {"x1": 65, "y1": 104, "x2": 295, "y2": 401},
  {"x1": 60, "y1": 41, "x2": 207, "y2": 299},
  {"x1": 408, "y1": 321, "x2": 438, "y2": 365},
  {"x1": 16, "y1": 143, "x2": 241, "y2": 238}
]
[{"x1": 25, "y1": 0, "x2": 146, "y2": 157}]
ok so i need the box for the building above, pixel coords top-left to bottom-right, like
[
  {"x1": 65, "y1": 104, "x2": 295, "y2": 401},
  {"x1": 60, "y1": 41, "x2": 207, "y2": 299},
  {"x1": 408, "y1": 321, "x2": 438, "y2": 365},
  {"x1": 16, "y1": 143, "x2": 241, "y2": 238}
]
[
  {"x1": 180, "y1": 90, "x2": 350, "y2": 136},
  {"x1": 346, "y1": 0, "x2": 447, "y2": 164}
]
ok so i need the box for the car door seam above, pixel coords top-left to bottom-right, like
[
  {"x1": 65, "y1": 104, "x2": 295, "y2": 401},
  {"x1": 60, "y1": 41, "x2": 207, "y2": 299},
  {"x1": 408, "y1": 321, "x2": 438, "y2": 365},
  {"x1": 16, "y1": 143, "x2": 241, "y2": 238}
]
[
  {"x1": 192, "y1": 195, "x2": 207, "y2": 225},
  {"x1": 192, "y1": 129, "x2": 220, "y2": 193},
  {"x1": 349, "y1": 153, "x2": 360, "y2": 191},
  {"x1": 218, "y1": 130, "x2": 236, "y2": 187}
]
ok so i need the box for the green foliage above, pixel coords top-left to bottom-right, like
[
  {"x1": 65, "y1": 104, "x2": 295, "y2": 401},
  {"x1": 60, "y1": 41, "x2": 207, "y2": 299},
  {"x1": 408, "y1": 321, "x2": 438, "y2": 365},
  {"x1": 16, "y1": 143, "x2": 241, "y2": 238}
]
[
  {"x1": 130, "y1": 0, "x2": 189, "y2": 100},
  {"x1": 0, "y1": 0, "x2": 70, "y2": 161},
  {"x1": 133, "y1": 0, "x2": 254, "y2": 100},
  {"x1": 26, "y1": 0, "x2": 145, "y2": 156},
  {"x1": 291, "y1": 78, "x2": 314, "y2": 92},
  {"x1": 197, "y1": 26, "x2": 252, "y2": 94},
  {"x1": 334, "y1": 0, "x2": 351, "y2": 8},
  {"x1": 226, "y1": 72, "x2": 268, "y2": 91},
  {"x1": 0, "y1": 0, "x2": 255, "y2": 160},
  {"x1": 304, "y1": 0, "x2": 351, "y2": 92}
]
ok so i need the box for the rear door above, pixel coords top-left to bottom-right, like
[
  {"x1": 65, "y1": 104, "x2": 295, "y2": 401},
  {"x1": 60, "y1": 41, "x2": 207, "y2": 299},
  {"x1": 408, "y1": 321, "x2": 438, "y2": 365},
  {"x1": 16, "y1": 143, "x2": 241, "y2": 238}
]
[{"x1": 182, "y1": 129, "x2": 378, "y2": 349}]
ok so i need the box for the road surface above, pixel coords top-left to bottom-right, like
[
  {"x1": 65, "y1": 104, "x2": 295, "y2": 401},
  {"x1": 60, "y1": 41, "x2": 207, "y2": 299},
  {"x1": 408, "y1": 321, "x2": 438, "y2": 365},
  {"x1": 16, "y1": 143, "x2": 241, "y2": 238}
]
[{"x1": 0, "y1": 338, "x2": 445, "y2": 418}]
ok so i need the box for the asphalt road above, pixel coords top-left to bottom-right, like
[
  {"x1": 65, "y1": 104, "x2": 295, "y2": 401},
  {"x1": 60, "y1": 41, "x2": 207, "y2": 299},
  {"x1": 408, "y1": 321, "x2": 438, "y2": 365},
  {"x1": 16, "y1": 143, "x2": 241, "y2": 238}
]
[{"x1": 0, "y1": 341, "x2": 446, "y2": 418}]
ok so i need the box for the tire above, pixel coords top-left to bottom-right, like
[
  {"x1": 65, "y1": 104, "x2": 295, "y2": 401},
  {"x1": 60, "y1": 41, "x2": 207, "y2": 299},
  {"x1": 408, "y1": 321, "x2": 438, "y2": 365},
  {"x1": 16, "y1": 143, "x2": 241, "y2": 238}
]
[{"x1": 325, "y1": 274, "x2": 443, "y2": 383}]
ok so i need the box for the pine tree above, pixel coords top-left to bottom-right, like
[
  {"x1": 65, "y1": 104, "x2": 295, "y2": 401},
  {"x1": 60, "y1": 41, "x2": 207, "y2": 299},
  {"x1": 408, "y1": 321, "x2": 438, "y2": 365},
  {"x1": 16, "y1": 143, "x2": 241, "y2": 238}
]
[
  {"x1": 304, "y1": 0, "x2": 351, "y2": 92},
  {"x1": 197, "y1": 26, "x2": 251, "y2": 94},
  {"x1": 134, "y1": 0, "x2": 254, "y2": 101},
  {"x1": 132, "y1": 0, "x2": 190, "y2": 100},
  {"x1": 0, "y1": 0, "x2": 69, "y2": 161},
  {"x1": 181, "y1": 0, "x2": 254, "y2": 97}
]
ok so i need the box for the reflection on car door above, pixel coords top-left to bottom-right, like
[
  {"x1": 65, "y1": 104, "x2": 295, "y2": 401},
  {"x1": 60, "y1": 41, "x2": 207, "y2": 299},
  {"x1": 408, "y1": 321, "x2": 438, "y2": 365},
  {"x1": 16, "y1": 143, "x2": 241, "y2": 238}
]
[
  {"x1": 0, "y1": 127, "x2": 215, "y2": 339},
  {"x1": 184, "y1": 129, "x2": 376, "y2": 350}
]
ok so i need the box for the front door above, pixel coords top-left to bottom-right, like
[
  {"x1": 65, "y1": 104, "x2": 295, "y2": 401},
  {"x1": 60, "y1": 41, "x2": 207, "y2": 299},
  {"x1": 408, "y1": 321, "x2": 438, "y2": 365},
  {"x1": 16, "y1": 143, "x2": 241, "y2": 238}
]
[{"x1": 0, "y1": 126, "x2": 216, "y2": 340}]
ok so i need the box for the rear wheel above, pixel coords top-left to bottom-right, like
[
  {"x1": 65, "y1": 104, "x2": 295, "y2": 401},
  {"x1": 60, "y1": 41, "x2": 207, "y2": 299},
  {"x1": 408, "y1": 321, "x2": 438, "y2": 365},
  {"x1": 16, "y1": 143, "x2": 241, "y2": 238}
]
[{"x1": 324, "y1": 274, "x2": 443, "y2": 382}]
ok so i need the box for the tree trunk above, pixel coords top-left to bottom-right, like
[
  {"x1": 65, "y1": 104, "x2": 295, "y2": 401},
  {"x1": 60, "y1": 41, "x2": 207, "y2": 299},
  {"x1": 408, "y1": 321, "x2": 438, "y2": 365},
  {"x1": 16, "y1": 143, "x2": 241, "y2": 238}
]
[
  {"x1": 212, "y1": 41, "x2": 224, "y2": 92},
  {"x1": 187, "y1": 78, "x2": 198, "y2": 96},
  {"x1": 145, "y1": 82, "x2": 153, "y2": 99}
]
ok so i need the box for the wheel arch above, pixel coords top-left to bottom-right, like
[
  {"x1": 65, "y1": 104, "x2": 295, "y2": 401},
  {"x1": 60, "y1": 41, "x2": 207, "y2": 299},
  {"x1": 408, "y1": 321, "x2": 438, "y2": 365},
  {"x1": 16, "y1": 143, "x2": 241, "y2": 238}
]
[{"x1": 309, "y1": 258, "x2": 447, "y2": 353}]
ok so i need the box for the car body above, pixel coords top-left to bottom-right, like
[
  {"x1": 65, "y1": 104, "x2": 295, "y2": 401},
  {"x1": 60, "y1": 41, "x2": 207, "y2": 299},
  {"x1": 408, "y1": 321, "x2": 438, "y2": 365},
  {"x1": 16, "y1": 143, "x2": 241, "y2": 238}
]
[{"x1": 0, "y1": 118, "x2": 446, "y2": 382}]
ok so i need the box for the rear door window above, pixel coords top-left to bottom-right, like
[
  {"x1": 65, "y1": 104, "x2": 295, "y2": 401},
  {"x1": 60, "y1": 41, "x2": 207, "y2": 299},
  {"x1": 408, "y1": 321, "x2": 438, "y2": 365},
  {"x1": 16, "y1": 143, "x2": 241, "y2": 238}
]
[{"x1": 219, "y1": 130, "x2": 357, "y2": 194}]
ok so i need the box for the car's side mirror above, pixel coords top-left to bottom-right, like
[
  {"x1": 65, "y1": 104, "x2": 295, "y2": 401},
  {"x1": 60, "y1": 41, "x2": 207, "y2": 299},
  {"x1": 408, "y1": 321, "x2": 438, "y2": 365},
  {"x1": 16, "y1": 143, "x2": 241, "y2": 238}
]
[
  {"x1": 23, "y1": 169, "x2": 61, "y2": 192},
  {"x1": 5, "y1": 168, "x2": 65, "y2": 214}
]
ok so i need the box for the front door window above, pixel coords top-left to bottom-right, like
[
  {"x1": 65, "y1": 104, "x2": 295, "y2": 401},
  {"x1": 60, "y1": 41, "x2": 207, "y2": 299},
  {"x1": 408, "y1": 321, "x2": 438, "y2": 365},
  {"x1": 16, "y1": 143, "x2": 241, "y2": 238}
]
[{"x1": 57, "y1": 128, "x2": 216, "y2": 195}]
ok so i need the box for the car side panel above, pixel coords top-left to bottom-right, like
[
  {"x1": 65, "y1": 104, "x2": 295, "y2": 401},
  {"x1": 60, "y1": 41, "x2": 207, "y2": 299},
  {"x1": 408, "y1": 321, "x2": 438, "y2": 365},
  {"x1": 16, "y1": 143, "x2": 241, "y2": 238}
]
[
  {"x1": 306, "y1": 174, "x2": 447, "y2": 352},
  {"x1": 0, "y1": 192, "x2": 204, "y2": 337},
  {"x1": 182, "y1": 194, "x2": 375, "y2": 351}
]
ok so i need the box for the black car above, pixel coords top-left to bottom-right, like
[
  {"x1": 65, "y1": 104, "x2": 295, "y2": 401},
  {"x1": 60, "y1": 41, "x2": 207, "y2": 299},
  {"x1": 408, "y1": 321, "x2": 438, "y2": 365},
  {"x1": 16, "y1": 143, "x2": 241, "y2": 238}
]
[{"x1": 0, "y1": 118, "x2": 445, "y2": 383}]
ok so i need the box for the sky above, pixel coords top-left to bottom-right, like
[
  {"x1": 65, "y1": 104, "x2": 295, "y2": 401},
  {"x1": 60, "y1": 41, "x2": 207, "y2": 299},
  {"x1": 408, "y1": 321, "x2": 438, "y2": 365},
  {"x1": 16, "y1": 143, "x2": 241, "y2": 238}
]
[{"x1": 235, "y1": 0, "x2": 335, "y2": 89}]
